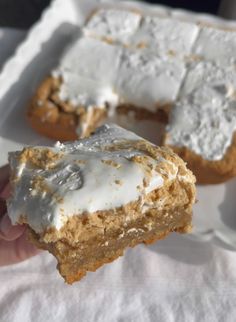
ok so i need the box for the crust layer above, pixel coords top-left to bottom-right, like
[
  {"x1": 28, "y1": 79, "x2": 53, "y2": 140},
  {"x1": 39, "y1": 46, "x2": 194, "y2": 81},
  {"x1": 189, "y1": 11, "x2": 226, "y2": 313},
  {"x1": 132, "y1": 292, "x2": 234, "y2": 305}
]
[
  {"x1": 27, "y1": 77, "x2": 169, "y2": 141},
  {"x1": 28, "y1": 214, "x2": 191, "y2": 284},
  {"x1": 26, "y1": 171, "x2": 195, "y2": 284},
  {"x1": 28, "y1": 77, "x2": 109, "y2": 141},
  {"x1": 164, "y1": 133, "x2": 236, "y2": 184}
]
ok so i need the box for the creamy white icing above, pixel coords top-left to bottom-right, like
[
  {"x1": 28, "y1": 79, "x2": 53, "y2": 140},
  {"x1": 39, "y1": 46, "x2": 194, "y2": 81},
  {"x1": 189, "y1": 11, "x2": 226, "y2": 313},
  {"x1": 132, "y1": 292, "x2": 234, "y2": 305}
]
[
  {"x1": 8, "y1": 124, "x2": 184, "y2": 233},
  {"x1": 55, "y1": 37, "x2": 186, "y2": 113},
  {"x1": 193, "y1": 26, "x2": 236, "y2": 65},
  {"x1": 180, "y1": 61, "x2": 236, "y2": 98},
  {"x1": 167, "y1": 62, "x2": 236, "y2": 160},
  {"x1": 85, "y1": 9, "x2": 199, "y2": 56},
  {"x1": 55, "y1": 37, "x2": 121, "y2": 109},
  {"x1": 52, "y1": 7, "x2": 236, "y2": 161},
  {"x1": 116, "y1": 49, "x2": 186, "y2": 109},
  {"x1": 84, "y1": 9, "x2": 141, "y2": 42},
  {"x1": 130, "y1": 16, "x2": 199, "y2": 56}
]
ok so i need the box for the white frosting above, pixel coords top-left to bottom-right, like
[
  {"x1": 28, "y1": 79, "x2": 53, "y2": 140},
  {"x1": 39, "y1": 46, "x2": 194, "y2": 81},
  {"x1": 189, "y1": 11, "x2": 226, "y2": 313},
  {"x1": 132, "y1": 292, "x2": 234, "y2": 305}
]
[
  {"x1": 51, "y1": 8, "x2": 236, "y2": 161},
  {"x1": 85, "y1": 10, "x2": 199, "y2": 56},
  {"x1": 193, "y1": 26, "x2": 236, "y2": 65},
  {"x1": 56, "y1": 38, "x2": 121, "y2": 109},
  {"x1": 116, "y1": 49, "x2": 186, "y2": 109},
  {"x1": 84, "y1": 9, "x2": 141, "y2": 42},
  {"x1": 8, "y1": 124, "x2": 184, "y2": 233},
  {"x1": 167, "y1": 62, "x2": 236, "y2": 160},
  {"x1": 55, "y1": 37, "x2": 186, "y2": 113},
  {"x1": 130, "y1": 16, "x2": 199, "y2": 56},
  {"x1": 59, "y1": 75, "x2": 119, "y2": 109},
  {"x1": 180, "y1": 61, "x2": 236, "y2": 98}
]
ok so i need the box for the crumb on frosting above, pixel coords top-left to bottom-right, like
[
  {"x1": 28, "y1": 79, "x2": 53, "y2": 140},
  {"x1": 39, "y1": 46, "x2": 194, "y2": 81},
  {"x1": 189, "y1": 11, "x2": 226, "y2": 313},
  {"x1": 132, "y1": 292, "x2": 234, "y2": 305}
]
[
  {"x1": 101, "y1": 159, "x2": 122, "y2": 168},
  {"x1": 136, "y1": 41, "x2": 148, "y2": 49},
  {"x1": 19, "y1": 147, "x2": 63, "y2": 170}
]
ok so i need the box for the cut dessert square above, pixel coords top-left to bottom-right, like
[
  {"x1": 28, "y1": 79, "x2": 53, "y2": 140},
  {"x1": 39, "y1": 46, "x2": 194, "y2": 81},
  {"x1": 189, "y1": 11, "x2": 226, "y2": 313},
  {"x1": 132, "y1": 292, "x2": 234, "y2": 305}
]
[
  {"x1": 26, "y1": 6, "x2": 236, "y2": 184},
  {"x1": 193, "y1": 26, "x2": 236, "y2": 66},
  {"x1": 7, "y1": 124, "x2": 196, "y2": 284},
  {"x1": 84, "y1": 8, "x2": 142, "y2": 43},
  {"x1": 164, "y1": 61, "x2": 236, "y2": 183},
  {"x1": 179, "y1": 60, "x2": 236, "y2": 98},
  {"x1": 28, "y1": 35, "x2": 186, "y2": 142},
  {"x1": 130, "y1": 15, "x2": 199, "y2": 56},
  {"x1": 85, "y1": 8, "x2": 199, "y2": 56},
  {"x1": 116, "y1": 49, "x2": 186, "y2": 110}
]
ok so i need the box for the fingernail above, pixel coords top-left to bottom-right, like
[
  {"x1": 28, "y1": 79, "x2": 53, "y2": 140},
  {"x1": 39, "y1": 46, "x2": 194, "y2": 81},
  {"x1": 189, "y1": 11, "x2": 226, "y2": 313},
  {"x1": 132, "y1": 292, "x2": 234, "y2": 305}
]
[
  {"x1": 0, "y1": 165, "x2": 9, "y2": 193},
  {"x1": 0, "y1": 197, "x2": 7, "y2": 216},
  {"x1": 0, "y1": 214, "x2": 12, "y2": 235},
  {"x1": 0, "y1": 182, "x2": 7, "y2": 195},
  {"x1": 0, "y1": 183, "x2": 10, "y2": 199},
  {"x1": 0, "y1": 214, "x2": 25, "y2": 241}
]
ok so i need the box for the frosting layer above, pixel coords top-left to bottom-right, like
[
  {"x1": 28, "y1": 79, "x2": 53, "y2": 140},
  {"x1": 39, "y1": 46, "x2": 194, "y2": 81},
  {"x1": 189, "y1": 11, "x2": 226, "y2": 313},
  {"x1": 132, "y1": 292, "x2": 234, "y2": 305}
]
[
  {"x1": 193, "y1": 26, "x2": 236, "y2": 66},
  {"x1": 55, "y1": 37, "x2": 186, "y2": 112},
  {"x1": 8, "y1": 124, "x2": 185, "y2": 233},
  {"x1": 55, "y1": 38, "x2": 121, "y2": 108},
  {"x1": 166, "y1": 62, "x2": 236, "y2": 160},
  {"x1": 116, "y1": 49, "x2": 185, "y2": 109},
  {"x1": 84, "y1": 9, "x2": 141, "y2": 42},
  {"x1": 130, "y1": 16, "x2": 199, "y2": 55},
  {"x1": 52, "y1": 7, "x2": 236, "y2": 161}
]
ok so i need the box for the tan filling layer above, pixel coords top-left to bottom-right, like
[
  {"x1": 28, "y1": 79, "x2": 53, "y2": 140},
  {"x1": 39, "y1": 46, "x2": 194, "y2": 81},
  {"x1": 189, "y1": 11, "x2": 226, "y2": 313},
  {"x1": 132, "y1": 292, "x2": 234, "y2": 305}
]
[
  {"x1": 29, "y1": 206, "x2": 191, "y2": 284},
  {"x1": 28, "y1": 76, "x2": 170, "y2": 141},
  {"x1": 28, "y1": 175, "x2": 195, "y2": 284},
  {"x1": 164, "y1": 132, "x2": 236, "y2": 184}
]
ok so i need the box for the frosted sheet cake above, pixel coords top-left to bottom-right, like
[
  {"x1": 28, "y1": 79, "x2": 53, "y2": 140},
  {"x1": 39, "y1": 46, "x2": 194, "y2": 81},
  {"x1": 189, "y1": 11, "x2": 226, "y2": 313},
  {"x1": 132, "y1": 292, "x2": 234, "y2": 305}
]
[
  {"x1": 7, "y1": 124, "x2": 196, "y2": 284},
  {"x1": 27, "y1": 7, "x2": 236, "y2": 183}
]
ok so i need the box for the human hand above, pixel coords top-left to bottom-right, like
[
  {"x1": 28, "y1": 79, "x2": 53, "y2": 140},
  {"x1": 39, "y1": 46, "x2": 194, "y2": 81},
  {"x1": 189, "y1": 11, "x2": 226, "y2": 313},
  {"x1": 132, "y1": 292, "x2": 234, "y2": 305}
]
[{"x1": 0, "y1": 165, "x2": 41, "y2": 266}]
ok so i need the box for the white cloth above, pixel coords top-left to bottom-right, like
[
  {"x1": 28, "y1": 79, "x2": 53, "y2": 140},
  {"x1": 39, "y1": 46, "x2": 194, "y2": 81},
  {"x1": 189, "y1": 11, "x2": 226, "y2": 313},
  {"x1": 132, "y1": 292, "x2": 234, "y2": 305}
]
[
  {"x1": 1, "y1": 26, "x2": 236, "y2": 322},
  {"x1": 1, "y1": 234, "x2": 236, "y2": 322},
  {"x1": 0, "y1": 28, "x2": 25, "y2": 71}
]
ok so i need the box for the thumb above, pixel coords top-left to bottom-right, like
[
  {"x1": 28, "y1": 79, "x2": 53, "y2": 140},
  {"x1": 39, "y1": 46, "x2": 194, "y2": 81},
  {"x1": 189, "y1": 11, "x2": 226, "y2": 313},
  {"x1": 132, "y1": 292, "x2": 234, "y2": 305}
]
[
  {"x1": 0, "y1": 165, "x2": 9, "y2": 194},
  {"x1": 0, "y1": 185, "x2": 25, "y2": 241},
  {"x1": 0, "y1": 213, "x2": 26, "y2": 241},
  {"x1": 0, "y1": 232, "x2": 41, "y2": 266}
]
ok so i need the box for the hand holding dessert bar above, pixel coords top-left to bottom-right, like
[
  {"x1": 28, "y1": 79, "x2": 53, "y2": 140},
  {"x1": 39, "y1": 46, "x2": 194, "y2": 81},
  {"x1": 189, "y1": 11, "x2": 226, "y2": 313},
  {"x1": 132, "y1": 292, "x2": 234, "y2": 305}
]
[
  {"x1": 3, "y1": 4, "x2": 235, "y2": 283},
  {"x1": 6, "y1": 124, "x2": 196, "y2": 283},
  {"x1": 0, "y1": 166, "x2": 40, "y2": 266}
]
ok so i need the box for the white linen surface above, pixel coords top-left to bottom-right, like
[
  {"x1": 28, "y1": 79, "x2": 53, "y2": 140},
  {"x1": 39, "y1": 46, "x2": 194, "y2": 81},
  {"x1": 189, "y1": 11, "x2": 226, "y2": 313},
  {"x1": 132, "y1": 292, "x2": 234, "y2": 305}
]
[
  {"x1": 0, "y1": 28, "x2": 236, "y2": 322},
  {"x1": 0, "y1": 28, "x2": 25, "y2": 71}
]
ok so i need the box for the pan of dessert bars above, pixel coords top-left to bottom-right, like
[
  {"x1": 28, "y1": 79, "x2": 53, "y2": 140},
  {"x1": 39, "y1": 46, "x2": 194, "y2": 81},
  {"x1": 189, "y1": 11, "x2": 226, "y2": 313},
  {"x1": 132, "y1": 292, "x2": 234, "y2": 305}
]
[{"x1": 0, "y1": 0, "x2": 236, "y2": 249}]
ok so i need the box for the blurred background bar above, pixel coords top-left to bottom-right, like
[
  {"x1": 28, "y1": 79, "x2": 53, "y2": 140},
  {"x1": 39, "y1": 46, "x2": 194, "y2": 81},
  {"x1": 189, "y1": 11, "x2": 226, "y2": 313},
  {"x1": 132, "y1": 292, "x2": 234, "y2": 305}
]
[
  {"x1": 0, "y1": 0, "x2": 50, "y2": 28},
  {"x1": 219, "y1": 0, "x2": 236, "y2": 18},
  {"x1": 0, "y1": 0, "x2": 229, "y2": 28},
  {"x1": 147, "y1": 0, "x2": 221, "y2": 14}
]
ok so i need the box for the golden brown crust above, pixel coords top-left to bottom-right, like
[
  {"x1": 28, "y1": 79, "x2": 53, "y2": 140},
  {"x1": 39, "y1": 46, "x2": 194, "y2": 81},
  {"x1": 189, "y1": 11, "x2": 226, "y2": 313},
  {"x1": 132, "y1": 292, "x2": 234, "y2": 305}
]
[
  {"x1": 28, "y1": 77, "x2": 78, "y2": 141},
  {"x1": 26, "y1": 162, "x2": 195, "y2": 284},
  {"x1": 27, "y1": 76, "x2": 107, "y2": 141},
  {"x1": 116, "y1": 103, "x2": 170, "y2": 123},
  {"x1": 28, "y1": 76, "x2": 170, "y2": 141},
  {"x1": 28, "y1": 219, "x2": 191, "y2": 284},
  {"x1": 163, "y1": 133, "x2": 236, "y2": 184}
]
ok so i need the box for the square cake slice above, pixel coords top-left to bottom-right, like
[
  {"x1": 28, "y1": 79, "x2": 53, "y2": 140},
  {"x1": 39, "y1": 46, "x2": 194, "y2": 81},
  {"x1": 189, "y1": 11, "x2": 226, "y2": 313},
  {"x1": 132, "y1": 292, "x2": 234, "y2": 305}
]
[
  {"x1": 164, "y1": 60, "x2": 236, "y2": 183},
  {"x1": 130, "y1": 15, "x2": 199, "y2": 56},
  {"x1": 192, "y1": 26, "x2": 236, "y2": 66},
  {"x1": 7, "y1": 124, "x2": 196, "y2": 284},
  {"x1": 84, "y1": 8, "x2": 142, "y2": 43}
]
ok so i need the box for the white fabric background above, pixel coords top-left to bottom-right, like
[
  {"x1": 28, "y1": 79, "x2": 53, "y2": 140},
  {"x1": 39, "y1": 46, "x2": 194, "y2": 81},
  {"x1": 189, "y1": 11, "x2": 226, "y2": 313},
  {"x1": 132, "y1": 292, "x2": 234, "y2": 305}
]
[{"x1": 0, "y1": 25, "x2": 236, "y2": 322}]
